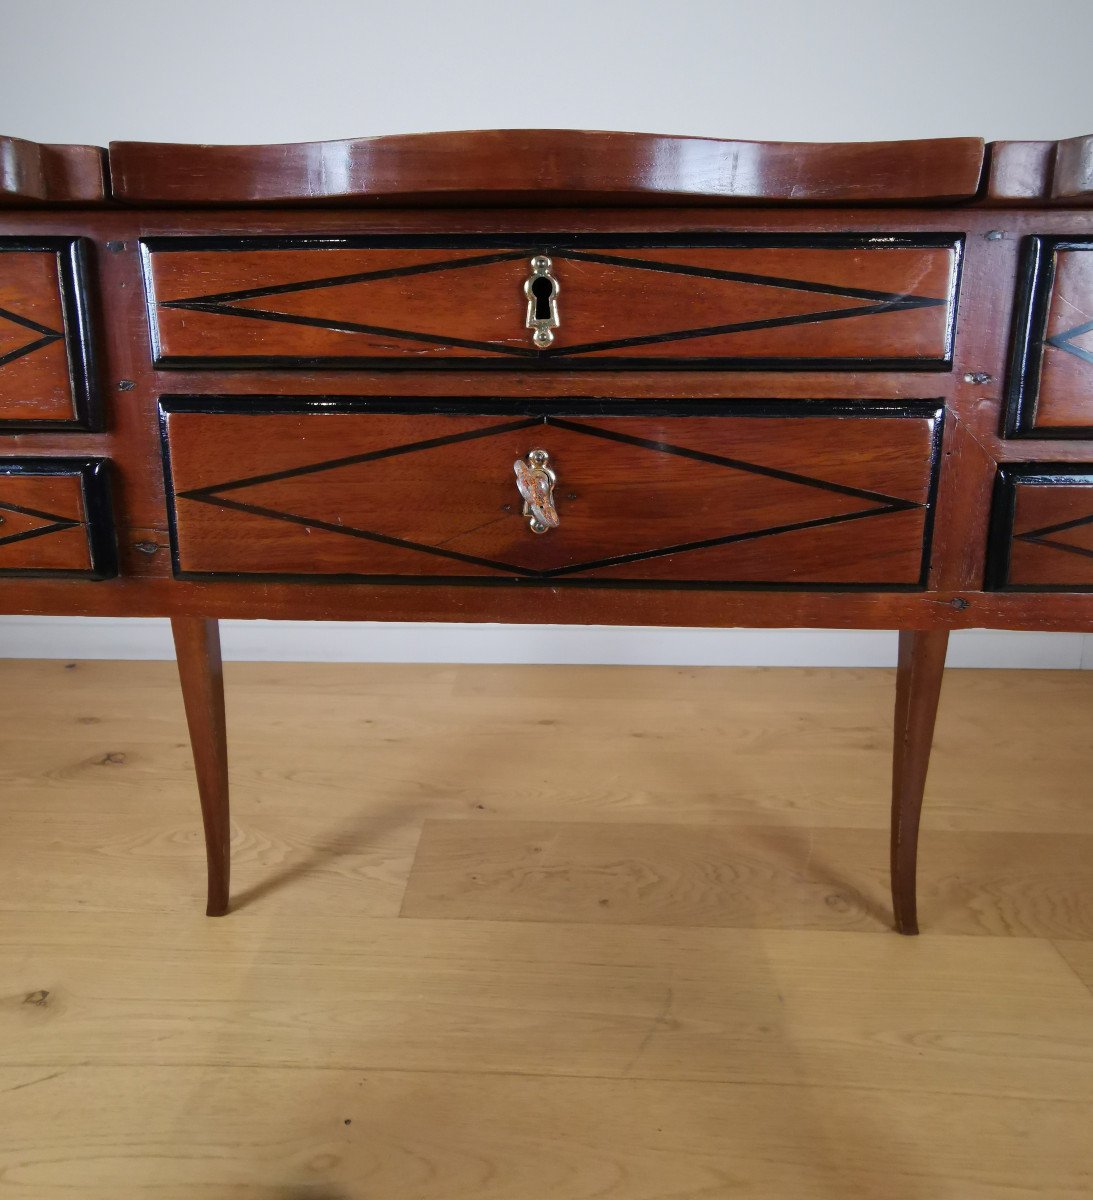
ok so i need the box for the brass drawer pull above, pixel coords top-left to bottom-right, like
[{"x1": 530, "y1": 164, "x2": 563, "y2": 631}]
[
  {"x1": 524, "y1": 255, "x2": 560, "y2": 348},
  {"x1": 513, "y1": 448, "x2": 559, "y2": 534}
]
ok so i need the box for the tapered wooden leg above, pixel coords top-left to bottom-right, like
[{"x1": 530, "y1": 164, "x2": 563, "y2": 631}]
[
  {"x1": 171, "y1": 616, "x2": 230, "y2": 916},
  {"x1": 890, "y1": 629, "x2": 949, "y2": 935}
]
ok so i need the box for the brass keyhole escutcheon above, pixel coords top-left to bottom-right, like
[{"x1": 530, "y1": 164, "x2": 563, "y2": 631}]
[{"x1": 524, "y1": 255, "x2": 560, "y2": 348}]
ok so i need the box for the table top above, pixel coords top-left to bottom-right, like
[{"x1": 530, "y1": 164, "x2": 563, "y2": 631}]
[{"x1": 2, "y1": 129, "x2": 1091, "y2": 208}]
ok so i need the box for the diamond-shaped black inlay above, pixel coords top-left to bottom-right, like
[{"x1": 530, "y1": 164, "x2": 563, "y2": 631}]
[
  {"x1": 159, "y1": 246, "x2": 947, "y2": 361},
  {"x1": 176, "y1": 416, "x2": 925, "y2": 579}
]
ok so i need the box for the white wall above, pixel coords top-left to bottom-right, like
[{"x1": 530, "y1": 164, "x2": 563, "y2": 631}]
[{"x1": 2, "y1": 0, "x2": 1092, "y2": 666}]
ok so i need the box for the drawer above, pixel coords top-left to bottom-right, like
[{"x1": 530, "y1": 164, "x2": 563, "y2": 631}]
[
  {"x1": 987, "y1": 465, "x2": 1093, "y2": 590},
  {"x1": 162, "y1": 399, "x2": 941, "y2": 588},
  {"x1": 0, "y1": 458, "x2": 116, "y2": 578},
  {"x1": 142, "y1": 235, "x2": 962, "y2": 370},
  {"x1": 0, "y1": 237, "x2": 97, "y2": 428},
  {"x1": 1006, "y1": 237, "x2": 1093, "y2": 437}
]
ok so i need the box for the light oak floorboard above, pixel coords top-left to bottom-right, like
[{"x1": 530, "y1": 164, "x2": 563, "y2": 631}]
[
  {"x1": 402, "y1": 818, "x2": 1093, "y2": 937},
  {"x1": 1, "y1": 1066, "x2": 1091, "y2": 1200},
  {"x1": 1, "y1": 659, "x2": 1092, "y2": 1198}
]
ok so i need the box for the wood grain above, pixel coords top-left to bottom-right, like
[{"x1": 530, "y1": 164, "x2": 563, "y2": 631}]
[
  {"x1": 0, "y1": 466, "x2": 92, "y2": 573},
  {"x1": 0, "y1": 136, "x2": 107, "y2": 206},
  {"x1": 170, "y1": 617, "x2": 230, "y2": 915},
  {"x1": 143, "y1": 239, "x2": 959, "y2": 366},
  {"x1": 164, "y1": 408, "x2": 938, "y2": 585},
  {"x1": 890, "y1": 628, "x2": 949, "y2": 934},
  {"x1": 400, "y1": 818, "x2": 1093, "y2": 939},
  {"x1": 1, "y1": 659, "x2": 1092, "y2": 1198},
  {"x1": 1033, "y1": 244, "x2": 1093, "y2": 432},
  {"x1": 108, "y1": 129, "x2": 988, "y2": 206},
  {"x1": 2, "y1": 1064, "x2": 1090, "y2": 1199},
  {"x1": 0, "y1": 243, "x2": 78, "y2": 424},
  {"x1": 1004, "y1": 474, "x2": 1093, "y2": 590},
  {"x1": 1, "y1": 201, "x2": 1092, "y2": 631},
  {"x1": 3, "y1": 911, "x2": 1093, "y2": 1095}
]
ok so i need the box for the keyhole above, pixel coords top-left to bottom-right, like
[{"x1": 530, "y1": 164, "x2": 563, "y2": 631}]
[{"x1": 531, "y1": 275, "x2": 554, "y2": 320}]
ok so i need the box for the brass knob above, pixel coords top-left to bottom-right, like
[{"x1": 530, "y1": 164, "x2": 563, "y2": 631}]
[{"x1": 513, "y1": 448, "x2": 559, "y2": 534}]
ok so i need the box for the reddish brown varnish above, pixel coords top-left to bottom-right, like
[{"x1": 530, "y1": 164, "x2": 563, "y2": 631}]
[
  {"x1": 108, "y1": 130, "x2": 988, "y2": 207},
  {"x1": 986, "y1": 135, "x2": 1093, "y2": 204},
  {"x1": 1, "y1": 130, "x2": 1092, "y2": 932},
  {"x1": 1004, "y1": 477, "x2": 1093, "y2": 589},
  {"x1": 0, "y1": 136, "x2": 108, "y2": 206},
  {"x1": 0, "y1": 467, "x2": 93, "y2": 572},
  {"x1": 164, "y1": 409, "x2": 937, "y2": 585},
  {"x1": 1031, "y1": 246, "x2": 1093, "y2": 433},
  {"x1": 0, "y1": 242, "x2": 81, "y2": 423},
  {"x1": 144, "y1": 241, "x2": 959, "y2": 366}
]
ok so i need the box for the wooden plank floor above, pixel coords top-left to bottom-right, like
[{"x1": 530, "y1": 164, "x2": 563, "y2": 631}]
[{"x1": 1, "y1": 658, "x2": 1092, "y2": 1199}]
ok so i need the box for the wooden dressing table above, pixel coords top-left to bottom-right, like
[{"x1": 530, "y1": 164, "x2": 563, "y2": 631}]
[{"x1": 2, "y1": 129, "x2": 1091, "y2": 932}]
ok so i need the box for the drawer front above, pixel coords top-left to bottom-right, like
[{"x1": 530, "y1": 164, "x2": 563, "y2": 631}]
[
  {"x1": 163, "y1": 400, "x2": 941, "y2": 588},
  {"x1": 1006, "y1": 237, "x2": 1093, "y2": 437},
  {"x1": 987, "y1": 465, "x2": 1093, "y2": 590},
  {"x1": 143, "y1": 235, "x2": 962, "y2": 370},
  {"x1": 0, "y1": 237, "x2": 96, "y2": 428},
  {"x1": 0, "y1": 458, "x2": 116, "y2": 577}
]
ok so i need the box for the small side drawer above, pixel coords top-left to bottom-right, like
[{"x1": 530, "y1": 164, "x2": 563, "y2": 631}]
[
  {"x1": 1006, "y1": 237, "x2": 1093, "y2": 437},
  {"x1": 0, "y1": 237, "x2": 97, "y2": 429},
  {"x1": 162, "y1": 399, "x2": 942, "y2": 589},
  {"x1": 987, "y1": 465, "x2": 1093, "y2": 590},
  {"x1": 142, "y1": 235, "x2": 962, "y2": 371},
  {"x1": 0, "y1": 458, "x2": 116, "y2": 578}
]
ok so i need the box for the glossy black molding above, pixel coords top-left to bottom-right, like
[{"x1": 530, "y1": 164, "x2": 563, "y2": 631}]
[
  {"x1": 141, "y1": 233, "x2": 964, "y2": 372},
  {"x1": 0, "y1": 236, "x2": 100, "y2": 432},
  {"x1": 159, "y1": 396, "x2": 943, "y2": 592},
  {"x1": 986, "y1": 463, "x2": 1093, "y2": 590},
  {"x1": 1004, "y1": 236, "x2": 1093, "y2": 439},
  {"x1": 0, "y1": 457, "x2": 117, "y2": 578}
]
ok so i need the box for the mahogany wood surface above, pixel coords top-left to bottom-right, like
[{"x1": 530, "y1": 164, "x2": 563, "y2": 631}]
[
  {"x1": 109, "y1": 130, "x2": 987, "y2": 207},
  {"x1": 990, "y1": 467, "x2": 1093, "y2": 590},
  {"x1": 984, "y1": 141, "x2": 1057, "y2": 203},
  {"x1": 984, "y1": 135, "x2": 1093, "y2": 205},
  {"x1": 0, "y1": 463, "x2": 93, "y2": 572},
  {"x1": 1054, "y1": 135, "x2": 1093, "y2": 201},
  {"x1": 143, "y1": 237, "x2": 960, "y2": 368},
  {"x1": 163, "y1": 406, "x2": 939, "y2": 586},
  {"x1": 1, "y1": 131, "x2": 1092, "y2": 929},
  {"x1": 0, "y1": 202, "x2": 1091, "y2": 629},
  {"x1": 1006, "y1": 238, "x2": 1093, "y2": 435},
  {"x1": 890, "y1": 629, "x2": 949, "y2": 935},
  {"x1": 170, "y1": 615, "x2": 230, "y2": 916},
  {"x1": 0, "y1": 237, "x2": 94, "y2": 426},
  {"x1": 0, "y1": 136, "x2": 108, "y2": 206}
]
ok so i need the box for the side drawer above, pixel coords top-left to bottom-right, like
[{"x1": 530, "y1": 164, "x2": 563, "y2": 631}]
[
  {"x1": 0, "y1": 237, "x2": 97, "y2": 429},
  {"x1": 142, "y1": 235, "x2": 962, "y2": 370},
  {"x1": 987, "y1": 465, "x2": 1093, "y2": 590},
  {"x1": 1006, "y1": 236, "x2": 1093, "y2": 437},
  {"x1": 162, "y1": 399, "x2": 942, "y2": 589},
  {"x1": 0, "y1": 458, "x2": 116, "y2": 578}
]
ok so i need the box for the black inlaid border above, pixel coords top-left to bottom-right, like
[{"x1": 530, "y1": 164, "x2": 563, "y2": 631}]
[
  {"x1": 986, "y1": 463, "x2": 1093, "y2": 591},
  {"x1": 159, "y1": 396, "x2": 943, "y2": 592},
  {"x1": 140, "y1": 233, "x2": 964, "y2": 373},
  {"x1": 0, "y1": 457, "x2": 117, "y2": 578},
  {"x1": 0, "y1": 237, "x2": 100, "y2": 432},
  {"x1": 1005, "y1": 236, "x2": 1093, "y2": 439}
]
